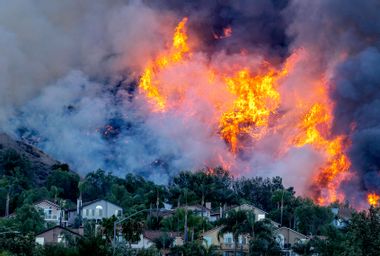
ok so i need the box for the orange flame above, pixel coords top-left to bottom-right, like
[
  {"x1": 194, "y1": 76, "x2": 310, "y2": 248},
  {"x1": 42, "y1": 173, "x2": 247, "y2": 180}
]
[
  {"x1": 138, "y1": 18, "x2": 355, "y2": 206},
  {"x1": 368, "y1": 193, "x2": 380, "y2": 207},
  {"x1": 139, "y1": 17, "x2": 189, "y2": 111},
  {"x1": 294, "y1": 102, "x2": 351, "y2": 204},
  {"x1": 219, "y1": 68, "x2": 281, "y2": 154}
]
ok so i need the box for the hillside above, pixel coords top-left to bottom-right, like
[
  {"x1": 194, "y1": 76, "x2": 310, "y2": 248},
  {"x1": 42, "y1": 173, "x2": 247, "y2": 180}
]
[{"x1": 0, "y1": 133, "x2": 60, "y2": 185}]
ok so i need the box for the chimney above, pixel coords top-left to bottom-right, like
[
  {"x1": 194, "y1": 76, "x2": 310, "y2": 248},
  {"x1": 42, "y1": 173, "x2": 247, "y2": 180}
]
[{"x1": 77, "y1": 196, "x2": 82, "y2": 215}]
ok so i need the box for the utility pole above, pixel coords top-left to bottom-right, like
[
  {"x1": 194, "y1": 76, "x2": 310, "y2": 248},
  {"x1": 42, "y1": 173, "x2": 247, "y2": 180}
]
[
  {"x1": 184, "y1": 189, "x2": 188, "y2": 243},
  {"x1": 280, "y1": 190, "x2": 284, "y2": 226}
]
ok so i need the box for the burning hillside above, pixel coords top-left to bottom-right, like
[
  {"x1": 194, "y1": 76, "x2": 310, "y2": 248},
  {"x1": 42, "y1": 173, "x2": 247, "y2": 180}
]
[
  {"x1": 0, "y1": 0, "x2": 379, "y2": 208},
  {"x1": 137, "y1": 18, "x2": 352, "y2": 205}
]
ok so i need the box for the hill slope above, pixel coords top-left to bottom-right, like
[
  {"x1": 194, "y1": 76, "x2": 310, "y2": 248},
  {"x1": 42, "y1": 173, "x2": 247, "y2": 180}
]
[{"x1": 0, "y1": 133, "x2": 60, "y2": 185}]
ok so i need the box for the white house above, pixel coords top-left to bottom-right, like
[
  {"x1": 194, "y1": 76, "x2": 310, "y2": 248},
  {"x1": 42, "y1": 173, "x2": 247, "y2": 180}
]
[{"x1": 67, "y1": 199, "x2": 122, "y2": 225}]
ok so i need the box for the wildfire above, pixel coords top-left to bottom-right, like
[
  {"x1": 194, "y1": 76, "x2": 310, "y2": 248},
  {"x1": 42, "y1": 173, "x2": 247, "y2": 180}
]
[
  {"x1": 294, "y1": 102, "x2": 351, "y2": 204},
  {"x1": 368, "y1": 193, "x2": 380, "y2": 207},
  {"x1": 220, "y1": 68, "x2": 281, "y2": 154},
  {"x1": 139, "y1": 17, "x2": 190, "y2": 111},
  {"x1": 138, "y1": 17, "x2": 355, "y2": 206}
]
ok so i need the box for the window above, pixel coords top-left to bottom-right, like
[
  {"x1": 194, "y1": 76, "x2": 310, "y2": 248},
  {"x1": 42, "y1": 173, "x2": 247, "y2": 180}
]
[
  {"x1": 96, "y1": 205, "x2": 103, "y2": 218},
  {"x1": 44, "y1": 208, "x2": 52, "y2": 219},
  {"x1": 92, "y1": 209, "x2": 95, "y2": 217},
  {"x1": 224, "y1": 234, "x2": 233, "y2": 244},
  {"x1": 57, "y1": 234, "x2": 64, "y2": 243},
  {"x1": 257, "y1": 214, "x2": 265, "y2": 221},
  {"x1": 115, "y1": 209, "x2": 122, "y2": 216}
]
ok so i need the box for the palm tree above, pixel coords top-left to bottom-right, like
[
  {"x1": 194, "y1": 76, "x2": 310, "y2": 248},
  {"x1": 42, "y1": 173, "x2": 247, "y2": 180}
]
[
  {"x1": 218, "y1": 210, "x2": 253, "y2": 256},
  {"x1": 204, "y1": 244, "x2": 221, "y2": 256}
]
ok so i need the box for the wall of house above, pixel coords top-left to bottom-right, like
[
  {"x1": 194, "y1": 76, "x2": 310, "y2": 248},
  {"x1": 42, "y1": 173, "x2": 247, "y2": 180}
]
[
  {"x1": 232, "y1": 204, "x2": 266, "y2": 221},
  {"x1": 130, "y1": 234, "x2": 154, "y2": 249},
  {"x1": 82, "y1": 200, "x2": 122, "y2": 220},
  {"x1": 35, "y1": 201, "x2": 61, "y2": 223},
  {"x1": 35, "y1": 227, "x2": 66, "y2": 245},
  {"x1": 274, "y1": 228, "x2": 307, "y2": 246}
]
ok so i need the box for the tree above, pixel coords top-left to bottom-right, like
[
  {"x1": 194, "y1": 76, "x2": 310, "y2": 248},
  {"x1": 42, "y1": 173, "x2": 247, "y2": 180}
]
[
  {"x1": 100, "y1": 216, "x2": 117, "y2": 243},
  {"x1": 154, "y1": 233, "x2": 174, "y2": 252},
  {"x1": 168, "y1": 168, "x2": 236, "y2": 208},
  {"x1": 343, "y1": 206, "x2": 380, "y2": 256},
  {"x1": 218, "y1": 210, "x2": 253, "y2": 256},
  {"x1": 77, "y1": 235, "x2": 111, "y2": 256},
  {"x1": 171, "y1": 241, "x2": 208, "y2": 256},
  {"x1": 15, "y1": 204, "x2": 44, "y2": 234},
  {"x1": 249, "y1": 219, "x2": 281, "y2": 256},
  {"x1": 40, "y1": 244, "x2": 79, "y2": 256},
  {"x1": 122, "y1": 218, "x2": 144, "y2": 246},
  {"x1": 294, "y1": 199, "x2": 333, "y2": 235},
  {"x1": 161, "y1": 208, "x2": 212, "y2": 241},
  {"x1": 269, "y1": 189, "x2": 300, "y2": 228},
  {"x1": 233, "y1": 177, "x2": 284, "y2": 212},
  {"x1": 0, "y1": 150, "x2": 33, "y2": 216},
  {"x1": 46, "y1": 169, "x2": 80, "y2": 202},
  {"x1": 310, "y1": 225, "x2": 346, "y2": 256}
]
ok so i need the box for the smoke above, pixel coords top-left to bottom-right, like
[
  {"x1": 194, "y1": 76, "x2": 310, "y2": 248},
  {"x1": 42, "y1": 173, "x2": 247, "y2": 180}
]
[
  {"x1": 286, "y1": 0, "x2": 380, "y2": 204},
  {"x1": 1, "y1": 0, "x2": 379, "y2": 203}
]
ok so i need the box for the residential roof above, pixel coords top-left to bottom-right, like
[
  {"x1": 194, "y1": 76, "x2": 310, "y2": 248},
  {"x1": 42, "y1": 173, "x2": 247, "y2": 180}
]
[
  {"x1": 143, "y1": 230, "x2": 181, "y2": 241},
  {"x1": 230, "y1": 204, "x2": 268, "y2": 214},
  {"x1": 274, "y1": 227, "x2": 308, "y2": 239},
  {"x1": 35, "y1": 225, "x2": 82, "y2": 237},
  {"x1": 67, "y1": 199, "x2": 122, "y2": 212},
  {"x1": 34, "y1": 199, "x2": 61, "y2": 209},
  {"x1": 176, "y1": 204, "x2": 211, "y2": 211},
  {"x1": 201, "y1": 226, "x2": 223, "y2": 236}
]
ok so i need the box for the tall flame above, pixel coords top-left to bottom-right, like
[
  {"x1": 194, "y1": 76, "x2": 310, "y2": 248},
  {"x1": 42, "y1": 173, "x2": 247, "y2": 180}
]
[
  {"x1": 138, "y1": 18, "x2": 356, "y2": 205},
  {"x1": 220, "y1": 68, "x2": 281, "y2": 154},
  {"x1": 139, "y1": 17, "x2": 189, "y2": 111},
  {"x1": 368, "y1": 193, "x2": 380, "y2": 207},
  {"x1": 294, "y1": 102, "x2": 351, "y2": 204}
]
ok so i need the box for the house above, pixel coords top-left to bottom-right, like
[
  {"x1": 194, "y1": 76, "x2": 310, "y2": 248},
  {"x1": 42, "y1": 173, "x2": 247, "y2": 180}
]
[
  {"x1": 201, "y1": 226, "x2": 250, "y2": 256},
  {"x1": 211, "y1": 204, "x2": 281, "y2": 228},
  {"x1": 176, "y1": 204, "x2": 213, "y2": 220},
  {"x1": 35, "y1": 225, "x2": 82, "y2": 246},
  {"x1": 331, "y1": 207, "x2": 353, "y2": 229},
  {"x1": 131, "y1": 230, "x2": 183, "y2": 254},
  {"x1": 34, "y1": 200, "x2": 65, "y2": 226},
  {"x1": 274, "y1": 227, "x2": 308, "y2": 256},
  {"x1": 67, "y1": 199, "x2": 123, "y2": 225},
  {"x1": 229, "y1": 204, "x2": 267, "y2": 222}
]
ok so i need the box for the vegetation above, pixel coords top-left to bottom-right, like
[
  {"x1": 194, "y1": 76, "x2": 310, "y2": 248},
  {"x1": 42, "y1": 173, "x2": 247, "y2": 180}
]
[{"x1": 0, "y1": 149, "x2": 379, "y2": 255}]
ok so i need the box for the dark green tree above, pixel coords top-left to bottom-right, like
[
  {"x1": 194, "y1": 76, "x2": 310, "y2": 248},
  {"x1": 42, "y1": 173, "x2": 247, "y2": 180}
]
[
  {"x1": 295, "y1": 199, "x2": 333, "y2": 235},
  {"x1": 46, "y1": 168, "x2": 80, "y2": 202},
  {"x1": 343, "y1": 206, "x2": 380, "y2": 256},
  {"x1": 249, "y1": 219, "x2": 280, "y2": 256},
  {"x1": 122, "y1": 218, "x2": 144, "y2": 246},
  {"x1": 15, "y1": 204, "x2": 44, "y2": 234}
]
